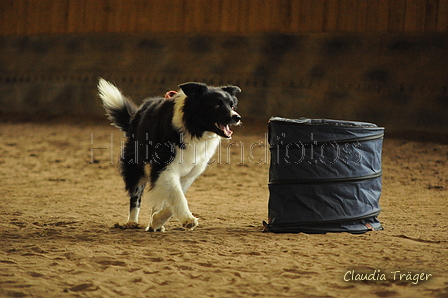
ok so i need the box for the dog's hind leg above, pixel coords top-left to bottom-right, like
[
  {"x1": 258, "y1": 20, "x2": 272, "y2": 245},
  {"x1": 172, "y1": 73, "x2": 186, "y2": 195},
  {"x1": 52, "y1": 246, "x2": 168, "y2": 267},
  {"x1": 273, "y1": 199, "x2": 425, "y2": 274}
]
[
  {"x1": 124, "y1": 183, "x2": 145, "y2": 228},
  {"x1": 120, "y1": 135, "x2": 147, "y2": 229},
  {"x1": 120, "y1": 147, "x2": 146, "y2": 228}
]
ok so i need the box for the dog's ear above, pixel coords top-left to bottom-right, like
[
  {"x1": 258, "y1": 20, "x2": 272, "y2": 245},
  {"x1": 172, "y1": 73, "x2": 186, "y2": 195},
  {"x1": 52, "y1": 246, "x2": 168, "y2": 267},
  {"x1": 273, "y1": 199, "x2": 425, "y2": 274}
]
[
  {"x1": 179, "y1": 82, "x2": 208, "y2": 98},
  {"x1": 221, "y1": 86, "x2": 241, "y2": 96}
]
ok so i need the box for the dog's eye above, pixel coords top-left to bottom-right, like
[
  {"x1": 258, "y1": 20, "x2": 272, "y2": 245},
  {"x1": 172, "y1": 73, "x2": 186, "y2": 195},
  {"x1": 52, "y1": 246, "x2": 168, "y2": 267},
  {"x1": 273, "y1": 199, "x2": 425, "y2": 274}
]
[{"x1": 215, "y1": 104, "x2": 220, "y2": 109}]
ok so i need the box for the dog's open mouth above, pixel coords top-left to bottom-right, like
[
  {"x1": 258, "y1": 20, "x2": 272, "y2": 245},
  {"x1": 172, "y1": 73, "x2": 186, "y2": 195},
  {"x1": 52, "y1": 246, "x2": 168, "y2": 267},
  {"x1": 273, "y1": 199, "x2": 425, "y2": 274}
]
[{"x1": 215, "y1": 123, "x2": 233, "y2": 137}]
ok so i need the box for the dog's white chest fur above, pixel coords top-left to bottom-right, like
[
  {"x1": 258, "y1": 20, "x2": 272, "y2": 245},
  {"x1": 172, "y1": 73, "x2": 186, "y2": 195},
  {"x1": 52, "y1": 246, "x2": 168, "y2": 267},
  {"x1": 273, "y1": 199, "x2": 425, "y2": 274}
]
[
  {"x1": 140, "y1": 132, "x2": 221, "y2": 231},
  {"x1": 171, "y1": 132, "x2": 220, "y2": 178}
]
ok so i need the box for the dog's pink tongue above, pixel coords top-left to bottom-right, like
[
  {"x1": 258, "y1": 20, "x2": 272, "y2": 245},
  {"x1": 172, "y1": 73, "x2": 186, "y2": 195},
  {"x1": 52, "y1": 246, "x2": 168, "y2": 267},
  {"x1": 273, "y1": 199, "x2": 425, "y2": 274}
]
[{"x1": 219, "y1": 124, "x2": 233, "y2": 137}]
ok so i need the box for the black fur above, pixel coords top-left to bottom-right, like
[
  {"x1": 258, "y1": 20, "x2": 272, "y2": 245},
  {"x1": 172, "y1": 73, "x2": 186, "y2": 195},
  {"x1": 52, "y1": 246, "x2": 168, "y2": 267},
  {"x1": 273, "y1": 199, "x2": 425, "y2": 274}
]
[
  {"x1": 104, "y1": 96, "x2": 138, "y2": 133},
  {"x1": 122, "y1": 98, "x2": 180, "y2": 191}
]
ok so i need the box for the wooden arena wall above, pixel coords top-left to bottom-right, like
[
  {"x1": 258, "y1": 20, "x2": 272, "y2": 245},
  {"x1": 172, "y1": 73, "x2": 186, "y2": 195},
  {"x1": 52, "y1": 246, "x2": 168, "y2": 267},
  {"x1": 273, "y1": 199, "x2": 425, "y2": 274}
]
[
  {"x1": 1, "y1": 0, "x2": 448, "y2": 35},
  {"x1": 0, "y1": 1, "x2": 448, "y2": 133}
]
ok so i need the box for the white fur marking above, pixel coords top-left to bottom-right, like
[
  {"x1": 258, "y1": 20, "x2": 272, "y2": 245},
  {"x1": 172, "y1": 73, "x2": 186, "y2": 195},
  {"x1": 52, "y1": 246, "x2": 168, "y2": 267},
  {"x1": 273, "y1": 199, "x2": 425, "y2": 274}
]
[
  {"x1": 172, "y1": 92, "x2": 186, "y2": 131},
  {"x1": 127, "y1": 207, "x2": 140, "y2": 224},
  {"x1": 98, "y1": 78, "x2": 126, "y2": 110},
  {"x1": 145, "y1": 133, "x2": 221, "y2": 230}
]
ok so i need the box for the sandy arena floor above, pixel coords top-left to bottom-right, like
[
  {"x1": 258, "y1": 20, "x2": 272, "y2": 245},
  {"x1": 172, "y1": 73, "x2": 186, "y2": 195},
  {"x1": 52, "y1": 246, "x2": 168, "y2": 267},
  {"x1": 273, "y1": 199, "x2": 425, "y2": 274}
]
[{"x1": 0, "y1": 119, "x2": 447, "y2": 298}]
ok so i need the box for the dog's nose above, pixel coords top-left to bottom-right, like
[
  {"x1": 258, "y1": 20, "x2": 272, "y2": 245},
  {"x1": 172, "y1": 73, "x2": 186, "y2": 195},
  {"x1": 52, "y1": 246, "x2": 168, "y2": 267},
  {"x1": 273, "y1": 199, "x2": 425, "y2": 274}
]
[{"x1": 232, "y1": 113, "x2": 242, "y2": 123}]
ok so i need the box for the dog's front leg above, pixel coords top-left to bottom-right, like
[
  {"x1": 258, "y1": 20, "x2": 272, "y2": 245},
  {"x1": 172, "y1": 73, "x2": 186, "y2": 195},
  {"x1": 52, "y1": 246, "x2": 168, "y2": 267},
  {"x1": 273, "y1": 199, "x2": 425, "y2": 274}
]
[
  {"x1": 147, "y1": 207, "x2": 172, "y2": 232},
  {"x1": 148, "y1": 172, "x2": 199, "y2": 230}
]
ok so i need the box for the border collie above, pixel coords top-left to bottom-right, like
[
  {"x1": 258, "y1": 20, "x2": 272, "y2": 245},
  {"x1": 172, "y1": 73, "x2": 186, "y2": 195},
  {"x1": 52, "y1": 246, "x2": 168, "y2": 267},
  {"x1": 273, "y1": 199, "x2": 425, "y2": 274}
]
[{"x1": 98, "y1": 79, "x2": 241, "y2": 231}]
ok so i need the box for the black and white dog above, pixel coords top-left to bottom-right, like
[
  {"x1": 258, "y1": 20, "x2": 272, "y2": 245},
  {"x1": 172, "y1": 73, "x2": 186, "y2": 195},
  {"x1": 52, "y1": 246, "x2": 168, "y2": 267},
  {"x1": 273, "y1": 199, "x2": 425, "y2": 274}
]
[{"x1": 98, "y1": 78, "x2": 241, "y2": 231}]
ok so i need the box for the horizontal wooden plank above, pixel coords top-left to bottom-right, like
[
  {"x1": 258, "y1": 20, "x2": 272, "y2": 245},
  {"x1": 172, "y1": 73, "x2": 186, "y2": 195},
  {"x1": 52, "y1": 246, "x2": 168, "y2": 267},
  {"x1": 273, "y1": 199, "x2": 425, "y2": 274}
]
[{"x1": 1, "y1": 0, "x2": 448, "y2": 35}]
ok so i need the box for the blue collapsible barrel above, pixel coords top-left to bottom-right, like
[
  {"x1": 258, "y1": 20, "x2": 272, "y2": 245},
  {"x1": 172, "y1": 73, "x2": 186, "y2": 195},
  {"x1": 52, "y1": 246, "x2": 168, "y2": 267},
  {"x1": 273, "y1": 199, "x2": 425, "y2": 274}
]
[{"x1": 264, "y1": 117, "x2": 384, "y2": 234}]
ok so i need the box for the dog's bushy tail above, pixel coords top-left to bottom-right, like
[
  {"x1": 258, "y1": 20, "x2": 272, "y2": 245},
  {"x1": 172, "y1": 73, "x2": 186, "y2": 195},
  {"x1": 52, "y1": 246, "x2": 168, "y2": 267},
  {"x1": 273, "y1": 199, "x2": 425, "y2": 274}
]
[{"x1": 98, "y1": 78, "x2": 138, "y2": 132}]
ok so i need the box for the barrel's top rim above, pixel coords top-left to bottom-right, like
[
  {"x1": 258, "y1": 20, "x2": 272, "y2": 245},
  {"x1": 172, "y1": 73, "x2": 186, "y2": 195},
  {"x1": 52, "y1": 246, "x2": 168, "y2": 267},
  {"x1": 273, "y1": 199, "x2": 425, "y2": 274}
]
[{"x1": 269, "y1": 117, "x2": 384, "y2": 129}]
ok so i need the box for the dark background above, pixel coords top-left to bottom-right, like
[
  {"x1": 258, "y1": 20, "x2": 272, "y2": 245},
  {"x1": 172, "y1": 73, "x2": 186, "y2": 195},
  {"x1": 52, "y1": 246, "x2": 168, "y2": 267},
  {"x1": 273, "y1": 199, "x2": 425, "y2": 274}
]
[{"x1": 1, "y1": 0, "x2": 447, "y2": 134}]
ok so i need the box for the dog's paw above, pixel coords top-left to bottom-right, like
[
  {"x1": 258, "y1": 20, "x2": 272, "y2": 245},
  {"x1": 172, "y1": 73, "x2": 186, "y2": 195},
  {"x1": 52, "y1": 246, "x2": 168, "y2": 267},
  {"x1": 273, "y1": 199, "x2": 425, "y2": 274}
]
[
  {"x1": 114, "y1": 222, "x2": 142, "y2": 229},
  {"x1": 182, "y1": 216, "x2": 199, "y2": 230},
  {"x1": 145, "y1": 225, "x2": 166, "y2": 232}
]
